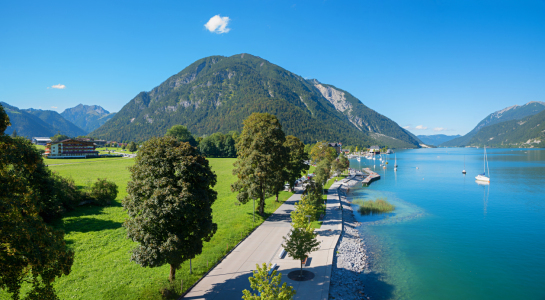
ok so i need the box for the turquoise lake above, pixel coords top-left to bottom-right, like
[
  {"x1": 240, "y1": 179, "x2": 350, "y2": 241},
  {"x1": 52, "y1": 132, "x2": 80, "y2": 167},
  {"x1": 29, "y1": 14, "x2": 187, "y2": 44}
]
[{"x1": 348, "y1": 148, "x2": 545, "y2": 300}]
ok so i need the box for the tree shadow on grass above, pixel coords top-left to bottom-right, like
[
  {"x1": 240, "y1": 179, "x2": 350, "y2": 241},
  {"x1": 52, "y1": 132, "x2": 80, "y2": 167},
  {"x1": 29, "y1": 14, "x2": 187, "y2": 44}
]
[{"x1": 60, "y1": 217, "x2": 122, "y2": 234}]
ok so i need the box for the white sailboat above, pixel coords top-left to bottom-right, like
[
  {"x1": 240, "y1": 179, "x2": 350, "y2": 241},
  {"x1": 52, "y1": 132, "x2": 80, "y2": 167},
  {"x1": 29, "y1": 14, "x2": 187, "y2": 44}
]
[
  {"x1": 462, "y1": 155, "x2": 466, "y2": 174},
  {"x1": 475, "y1": 147, "x2": 490, "y2": 182},
  {"x1": 394, "y1": 154, "x2": 398, "y2": 171}
]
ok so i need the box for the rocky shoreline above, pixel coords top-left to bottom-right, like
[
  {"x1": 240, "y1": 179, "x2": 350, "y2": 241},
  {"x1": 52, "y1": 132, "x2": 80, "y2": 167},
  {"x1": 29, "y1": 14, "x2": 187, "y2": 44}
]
[{"x1": 329, "y1": 179, "x2": 370, "y2": 300}]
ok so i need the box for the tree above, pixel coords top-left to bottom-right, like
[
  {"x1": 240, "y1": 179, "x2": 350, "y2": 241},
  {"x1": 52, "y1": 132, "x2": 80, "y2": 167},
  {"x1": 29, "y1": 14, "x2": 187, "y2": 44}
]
[
  {"x1": 242, "y1": 263, "x2": 296, "y2": 300},
  {"x1": 290, "y1": 195, "x2": 317, "y2": 229},
  {"x1": 284, "y1": 135, "x2": 309, "y2": 191},
  {"x1": 309, "y1": 141, "x2": 337, "y2": 163},
  {"x1": 90, "y1": 178, "x2": 118, "y2": 206},
  {"x1": 128, "y1": 141, "x2": 137, "y2": 152},
  {"x1": 165, "y1": 124, "x2": 197, "y2": 147},
  {"x1": 304, "y1": 180, "x2": 324, "y2": 208},
  {"x1": 314, "y1": 159, "x2": 331, "y2": 186},
  {"x1": 282, "y1": 227, "x2": 320, "y2": 277},
  {"x1": 10, "y1": 130, "x2": 16, "y2": 137},
  {"x1": 0, "y1": 105, "x2": 74, "y2": 300},
  {"x1": 338, "y1": 152, "x2": 350, "y2": 173},
  {"x1": 123, "y1": 136, "x2": 217, "y2": 282},
  {"x1": 50, "y1": 133, "x2": 69, "y2": 142},
  {"x1": 231, "y1": 113, "x2": 288, "y2": 216},
  {"x1": 349, "y1": 145, "x2": 355, "y2": 153}
]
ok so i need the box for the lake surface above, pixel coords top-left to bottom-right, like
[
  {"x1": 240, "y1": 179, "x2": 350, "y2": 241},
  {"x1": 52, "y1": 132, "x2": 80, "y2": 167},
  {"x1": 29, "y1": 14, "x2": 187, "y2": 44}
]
[{"x1": 348, "y1": 148, "x2": 545, "y2": 300}]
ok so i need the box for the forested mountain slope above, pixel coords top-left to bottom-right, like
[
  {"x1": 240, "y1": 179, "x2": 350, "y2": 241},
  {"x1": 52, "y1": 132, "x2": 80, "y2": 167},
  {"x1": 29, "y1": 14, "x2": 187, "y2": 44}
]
[
  {"x1": 467, "y1": 109, "x2": 545, "y2": 147},
  {"x1": 441, "y1": 101, "x2": 545, "y2": 147},
  {"x1": 61, "y1": 104, "x2": 116, "y2": 133},
  {"x1": 23, "y1": 108, "x2": 86, "y2": 137},
  {"x1": 90, "y1": 54, "x2": 419, "y2": 148},
  {"x1": 1, "y1": 102, "x2": 57, "y2": 138}
]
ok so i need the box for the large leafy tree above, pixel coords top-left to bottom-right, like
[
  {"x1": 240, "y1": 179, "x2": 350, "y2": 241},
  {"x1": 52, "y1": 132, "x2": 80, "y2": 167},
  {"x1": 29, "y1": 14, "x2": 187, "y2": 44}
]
[
  {"x1": 123, "y1": 136, "x2": 217, "y2": 282},
  {"x1": 242, "y1": 263, "x2": 296, "y2": 300},
  {"x1": 314, "y1": 159, "x2": 332, "y2": 186},
  {"x1": 284, "y1": 135, "x2": 309, "y2": 191},
  {"x1": 165, "y1": 124, "x2": 197, "y2": 147},
  {"x1": 0, "y1": 105, "x2": 74, "y2": 300},
  {"x1": 309, "y1": 141, "x2": 337, "y2": 164},
  {"x1": 231, "y1": 113, "x2": 288, "y2": 215}
]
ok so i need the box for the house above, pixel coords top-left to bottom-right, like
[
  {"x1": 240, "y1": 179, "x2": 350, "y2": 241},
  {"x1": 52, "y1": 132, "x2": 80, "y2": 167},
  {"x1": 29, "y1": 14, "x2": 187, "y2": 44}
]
[
  {"x1": 328, "y1": 142, "x2": 342, "y2": 154},
  {"x1": 32, "y1": 137, "x2": 52, "y2": 146},
  {"x1": 45, "y1": 139, "x2": 99, "y2": 158},
  {"x1": 369, "y1": 145, "x2": 380, "y2": 154}
]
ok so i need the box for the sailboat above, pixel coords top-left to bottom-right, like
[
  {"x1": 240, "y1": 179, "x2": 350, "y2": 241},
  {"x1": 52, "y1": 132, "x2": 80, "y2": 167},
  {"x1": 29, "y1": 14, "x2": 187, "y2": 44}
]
[
  {"x1": 462, "y1": 155, "x2": 466, "y2": 174},
  {"x1": 475, "y1": 147, "x2": 490, "y2": 182},
  {"x1": 394, "y1": 154, "x2": 398, "y2": 171}
]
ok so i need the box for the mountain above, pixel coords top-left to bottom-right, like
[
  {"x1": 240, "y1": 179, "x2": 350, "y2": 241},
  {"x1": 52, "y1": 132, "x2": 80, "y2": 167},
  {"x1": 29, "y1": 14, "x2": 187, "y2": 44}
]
[
  {"x1": 90, "y1": 54, "x2": 420, "y2": 148},
  {"x1": 440, "y1": 101, "x2": 545, "y2": 147},
  {"x1": 23, "y1": 108, "x2": 87, "y2": 137},
  {"x1": 0, "y1": 102, "x2": 86, "y2": 138},
  {"x1": 1, "y1": 102, "x2": 57, "y2": 138},
  {"x1": 417, "y1": 134, "x2": 461, "y2": 146},
  {"x1": 61, "y1": 104, "x2": 116, "y2": 133},
  {"x1": 466, "y1": 109, "x2": 545, "y2": 147}
]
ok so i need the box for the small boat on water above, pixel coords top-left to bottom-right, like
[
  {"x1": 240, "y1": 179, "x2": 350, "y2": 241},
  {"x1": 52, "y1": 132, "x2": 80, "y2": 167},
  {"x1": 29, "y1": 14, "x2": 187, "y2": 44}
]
[
  {"x1": 475, "y1": 147, "x2": 490, "y2": 183},
  {"x1": 357, "y1": 156, "x2": 361, "y2": 162},
  {"x1": 462, "y1": 155, "x2": 466, "y2": 174},
  {"x1": 394, "y1": 154, "x2": 398, "y2": 171}
]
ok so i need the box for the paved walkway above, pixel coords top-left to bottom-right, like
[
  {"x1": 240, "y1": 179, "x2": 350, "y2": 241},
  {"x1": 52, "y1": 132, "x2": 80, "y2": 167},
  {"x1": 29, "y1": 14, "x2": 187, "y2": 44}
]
[{"x1": 183, "y1": 182, "x2": 344, "y2": 300}]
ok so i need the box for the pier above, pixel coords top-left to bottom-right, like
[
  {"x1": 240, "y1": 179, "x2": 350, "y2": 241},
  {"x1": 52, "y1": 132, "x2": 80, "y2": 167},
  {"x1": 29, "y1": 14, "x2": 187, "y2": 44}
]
[{"x1": 361, "y1": 168, "x2": 380, "y2": 186}]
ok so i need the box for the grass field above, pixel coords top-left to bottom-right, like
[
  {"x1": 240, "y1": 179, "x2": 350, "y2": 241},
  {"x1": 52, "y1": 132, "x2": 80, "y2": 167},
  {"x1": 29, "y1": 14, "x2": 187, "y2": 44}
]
[{"x1": 1, "y1": 158, "x2": 292, "y2": 300}]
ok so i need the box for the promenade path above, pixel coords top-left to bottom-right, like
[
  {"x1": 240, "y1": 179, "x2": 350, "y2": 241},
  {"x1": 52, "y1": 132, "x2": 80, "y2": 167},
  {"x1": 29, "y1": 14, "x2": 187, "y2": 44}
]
[{"x1": 183, "y1": 181, "x2": 344, "y2": 300}]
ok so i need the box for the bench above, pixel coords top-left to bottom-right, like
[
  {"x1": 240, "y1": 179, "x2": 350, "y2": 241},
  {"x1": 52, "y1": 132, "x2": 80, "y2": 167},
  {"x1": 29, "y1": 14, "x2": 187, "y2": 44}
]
[
  {"x1": 268, "y1": 263, "x2": 278, "y2": 276},
  {"x1": 278, "y1": 248, "x2": 287, "y2": 259}
]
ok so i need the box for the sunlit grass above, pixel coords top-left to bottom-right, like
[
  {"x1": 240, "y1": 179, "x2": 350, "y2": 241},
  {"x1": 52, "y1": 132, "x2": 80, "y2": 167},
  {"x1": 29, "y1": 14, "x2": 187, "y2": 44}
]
[
  {"x1": 353, "y1": 198, "x2": 395, "y2": 216},
  {"x1": 1, "y1": 158, "x2": 292, "y2": 300}
]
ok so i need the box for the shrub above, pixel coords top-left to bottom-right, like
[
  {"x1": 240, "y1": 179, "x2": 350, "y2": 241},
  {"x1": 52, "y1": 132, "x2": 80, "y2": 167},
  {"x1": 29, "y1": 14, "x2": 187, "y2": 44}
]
[
  {"x1": 354, "y1": 198, "x2": 395, "y2": 215},
  {"x1": 40, "y1": 172, "x2": 85, "y2": 222},
  {"x1": 90, "y1": 178, "x2": 118, "y2": 206}
]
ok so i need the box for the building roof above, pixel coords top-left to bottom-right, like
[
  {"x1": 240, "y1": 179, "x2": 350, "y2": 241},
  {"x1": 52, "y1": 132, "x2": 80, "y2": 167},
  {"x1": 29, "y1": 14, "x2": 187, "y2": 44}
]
[
  {"x1": 370, "y1": 145, "x2": 380, "y2": 149},
  {"x1": 50, "y1": 139, "x2": 95, "y2": 145},
  {"x1": 33, "y1": 137, "x2": 52, "y2": 141}
]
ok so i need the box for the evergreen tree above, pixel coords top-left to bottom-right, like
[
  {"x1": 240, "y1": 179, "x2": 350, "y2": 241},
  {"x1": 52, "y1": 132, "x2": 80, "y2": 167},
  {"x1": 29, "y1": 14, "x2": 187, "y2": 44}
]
[
  {"x1": 10, "y1": 129, "x2": 16, "y2": 137},
  {"x1": 232, "y1": 113, "x2": 289, "y2": 216},
  {"x1": 123, "y1": 137, "x2": 217, "y2": 282}
]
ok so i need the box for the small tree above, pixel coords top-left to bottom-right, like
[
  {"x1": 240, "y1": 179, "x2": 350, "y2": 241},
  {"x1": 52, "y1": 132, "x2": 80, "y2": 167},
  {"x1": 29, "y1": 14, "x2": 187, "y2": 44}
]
[
  {"x1": 304, "y1": 180, "x2": 324, "y2": 208},
  {"x1": 165, "y1": 124, "x2": 197, "y2": 147},
  {"x1": 232, "y1": 113, "x2": 288, "y2": 216},
  {"x1": 123, "y1": 136, "x2": 217, "y2": 282},
  {"x1": 242, "y1": 263, "x2": 296, "y2": 300},
  {"x1": 309, "y1": 141, "x2": 337, "y2": 164},
  {"x1": 128, "y1": 141, "x2": 137, "y2": 152},
  {"x1": 282, "y1": 227, "x2": 320, "y2": 277},
  {"x1": 290, "y1": 195, "x2": 317, "y2": 229},
  {"x1": 314, "y1": 159, "x2": 331, "y2": 186},
  {"x1": 284, "y1": 135, "x2": 309, "y2": 191},
  {"x1": 90, "y1": 178, "x2": 118, "y2": 206}
]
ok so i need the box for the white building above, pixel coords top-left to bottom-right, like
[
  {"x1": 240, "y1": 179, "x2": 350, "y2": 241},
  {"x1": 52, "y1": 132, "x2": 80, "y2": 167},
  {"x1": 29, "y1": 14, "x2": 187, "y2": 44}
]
[{"x1": 32, "y1": 137, "x2": 52, "y2": 146}]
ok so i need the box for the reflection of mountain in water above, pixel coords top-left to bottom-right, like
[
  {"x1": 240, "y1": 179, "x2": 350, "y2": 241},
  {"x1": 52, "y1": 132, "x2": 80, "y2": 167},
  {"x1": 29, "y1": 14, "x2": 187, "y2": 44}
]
[{"x1": 349, "y1": 189, "x2": 426, "y2": 226}]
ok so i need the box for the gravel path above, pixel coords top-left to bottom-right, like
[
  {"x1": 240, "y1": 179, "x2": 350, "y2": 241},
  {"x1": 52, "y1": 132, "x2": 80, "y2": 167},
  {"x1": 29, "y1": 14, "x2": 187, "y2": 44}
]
[{"x1": 329, "y1": 180, "x2": 370, "y2": 300}]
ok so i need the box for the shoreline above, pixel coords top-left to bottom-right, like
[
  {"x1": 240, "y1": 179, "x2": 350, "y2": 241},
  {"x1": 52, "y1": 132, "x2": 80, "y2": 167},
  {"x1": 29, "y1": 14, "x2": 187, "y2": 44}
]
[{"x1": 329, "y1": 176, "x2": 371, "y2": 300}]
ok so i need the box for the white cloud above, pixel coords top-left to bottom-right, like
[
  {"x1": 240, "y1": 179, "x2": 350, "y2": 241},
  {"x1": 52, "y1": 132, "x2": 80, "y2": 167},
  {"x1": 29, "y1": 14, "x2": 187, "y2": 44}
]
[
  {"x1": 415, "y1": 125, "x2": 428, "y2": 130},
  {"x1": 51, "y1": 84, "x2": 66, "y2": 89},
  {"x1": 434, "y1": 127, "x2": 446, "y2": 131},
  {"x1": 403, "y1": 126, "x2": 411, "y2": 129},
  {"x1": 51, "y1": 106, "x2": 58, "y2": 109},
  {"x1": 204, "y1": 15, "x2": 231, "y2": 34}
]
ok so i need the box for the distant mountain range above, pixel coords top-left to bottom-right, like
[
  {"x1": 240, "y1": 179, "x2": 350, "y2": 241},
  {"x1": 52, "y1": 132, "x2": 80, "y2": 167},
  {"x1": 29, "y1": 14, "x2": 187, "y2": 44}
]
[
  {"x1": 61, "y1": 104, "x2": 116, "y2": 132},
  {"x1": 440, "y1": 101, "x2": 545, "y2": 147},
  {"x1": 1, "y1": 102, "x2": 116, "y2": 139},
  {"x1": 417, "y1": 134, "x2": 461, "y2": 146},
  {"x1": 1, "y1": 102, "x2": 86, "y2": 138},
  {"x1": 90, "y1": 53, "x2": 421, "y2": 148}
]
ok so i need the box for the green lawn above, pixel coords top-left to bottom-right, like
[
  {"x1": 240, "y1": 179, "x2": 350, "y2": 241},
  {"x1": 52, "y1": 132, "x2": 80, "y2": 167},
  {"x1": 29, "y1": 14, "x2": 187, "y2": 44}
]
[{"x1": 1, "y1": 158, "x2": 292, "y2": 300}]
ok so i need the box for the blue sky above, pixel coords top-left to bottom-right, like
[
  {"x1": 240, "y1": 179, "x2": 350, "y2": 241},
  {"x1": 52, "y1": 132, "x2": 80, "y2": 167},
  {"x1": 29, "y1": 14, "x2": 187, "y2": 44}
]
[{"x1": 1, "y1": 0, "x2": 544, "y2": 136}]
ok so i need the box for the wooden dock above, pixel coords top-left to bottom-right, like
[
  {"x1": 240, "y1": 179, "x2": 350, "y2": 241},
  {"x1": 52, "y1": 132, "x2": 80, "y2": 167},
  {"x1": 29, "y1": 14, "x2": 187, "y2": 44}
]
[{"x1": 362, "y1": 168, "x2": 380, "y2": 186}]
